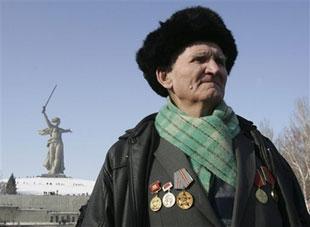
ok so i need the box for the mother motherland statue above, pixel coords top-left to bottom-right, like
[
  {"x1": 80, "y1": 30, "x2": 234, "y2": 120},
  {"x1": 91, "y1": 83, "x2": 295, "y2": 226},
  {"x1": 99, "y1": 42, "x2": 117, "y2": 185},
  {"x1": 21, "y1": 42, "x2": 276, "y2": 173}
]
[
  {"x1": 39, "y1": 107, "x2": 72, "y2": 175},
  {"x1": 38, "y1": 85, "x2": 72, "y2": 176}
]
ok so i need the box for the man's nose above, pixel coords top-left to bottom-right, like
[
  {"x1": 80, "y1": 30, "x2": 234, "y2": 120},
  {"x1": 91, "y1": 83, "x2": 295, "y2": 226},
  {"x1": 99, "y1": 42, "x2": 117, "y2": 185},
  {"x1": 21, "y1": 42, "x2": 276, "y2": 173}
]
[{"x1": 204, "y1": 58, "x2": 220, "y2": 74}]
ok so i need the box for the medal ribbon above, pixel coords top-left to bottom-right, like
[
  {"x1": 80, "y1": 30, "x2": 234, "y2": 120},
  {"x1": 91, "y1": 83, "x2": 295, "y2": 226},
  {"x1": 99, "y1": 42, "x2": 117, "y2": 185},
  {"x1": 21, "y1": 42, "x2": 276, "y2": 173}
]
[
  {"x1": 174, "y1": 168, "x2": 193, "y2": 190},
  {"x1": 149, "y1": 180, "x2": 161, "y2": 194},
  {"x1": 162, "y1": 182, "x2": 173, "y2": 192},
  {"x1": 254, "y1": 166, "x2": 276, "y2": 188}
]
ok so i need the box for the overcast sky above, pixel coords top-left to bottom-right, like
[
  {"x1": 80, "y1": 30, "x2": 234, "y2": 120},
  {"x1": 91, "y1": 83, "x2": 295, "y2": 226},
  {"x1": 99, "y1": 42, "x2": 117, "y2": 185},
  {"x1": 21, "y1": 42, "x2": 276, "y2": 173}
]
[{"x1": 1, "y1": 0, "x2": 309, "y2": 180}]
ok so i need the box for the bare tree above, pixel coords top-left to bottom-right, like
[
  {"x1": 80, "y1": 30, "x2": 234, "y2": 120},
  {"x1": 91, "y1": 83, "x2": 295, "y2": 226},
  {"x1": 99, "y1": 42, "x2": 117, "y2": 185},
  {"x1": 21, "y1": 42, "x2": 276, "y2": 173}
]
[
  {"x1": 258, "y1": 98, "x2": 310, "y2": 211},
  {"x1": 258, "y1": 118, "x2": 274, "y2": 141},
  {"x1": 276, "y1": 98, "x2": 310, "y2": 211}
]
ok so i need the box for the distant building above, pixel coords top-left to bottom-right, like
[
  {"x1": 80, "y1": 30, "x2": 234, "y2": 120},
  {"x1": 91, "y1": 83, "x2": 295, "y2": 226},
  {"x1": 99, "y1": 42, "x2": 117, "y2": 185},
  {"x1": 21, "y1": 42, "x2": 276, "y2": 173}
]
[{"x1": 0, "y1": 176, "x2": 94, "y2": 226}]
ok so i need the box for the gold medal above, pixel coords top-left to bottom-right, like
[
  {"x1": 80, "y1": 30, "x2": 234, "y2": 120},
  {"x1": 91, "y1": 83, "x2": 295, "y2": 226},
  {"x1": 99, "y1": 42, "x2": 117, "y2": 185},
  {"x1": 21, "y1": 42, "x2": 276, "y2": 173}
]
[
  {"x1": 150, "y1": 195, "x2": 162, "y2": 212},
  {"x1": 176, "y1": 190, "x2": 194, "y2": 209},
  {"x1": 149, "y1": 180, "x2": 162, "y2": 212},
  {"x1": 256, "y1": 188, "x2": 268, "y2": 204},
  {"x1": 174, "y1": 169, "x2": 194, "y2": 210}
]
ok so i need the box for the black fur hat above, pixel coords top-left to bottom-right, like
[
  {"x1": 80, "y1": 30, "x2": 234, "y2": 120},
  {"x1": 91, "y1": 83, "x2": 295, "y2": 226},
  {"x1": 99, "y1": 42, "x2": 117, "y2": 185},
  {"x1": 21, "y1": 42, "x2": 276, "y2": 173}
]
[{"x1": 136, "y1": 6, "x2": 238, "y2": 97}]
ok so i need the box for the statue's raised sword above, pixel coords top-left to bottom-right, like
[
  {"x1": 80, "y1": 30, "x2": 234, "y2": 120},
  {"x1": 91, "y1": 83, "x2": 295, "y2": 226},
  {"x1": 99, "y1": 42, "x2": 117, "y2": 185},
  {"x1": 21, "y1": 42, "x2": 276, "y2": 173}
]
[{"x1": 43, "y1": 85, "x2": 57, "y2": 110}]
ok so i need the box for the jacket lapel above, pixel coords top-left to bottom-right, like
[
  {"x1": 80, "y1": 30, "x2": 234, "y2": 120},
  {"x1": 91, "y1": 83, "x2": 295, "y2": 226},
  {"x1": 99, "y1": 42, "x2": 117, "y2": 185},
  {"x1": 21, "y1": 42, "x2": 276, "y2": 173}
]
[
  {"x1": 154, "y1": 138, "x2": 224, "y2": 227},
  {"x1": 231, "y1": 132, "x2": 256, "y2": 227}
]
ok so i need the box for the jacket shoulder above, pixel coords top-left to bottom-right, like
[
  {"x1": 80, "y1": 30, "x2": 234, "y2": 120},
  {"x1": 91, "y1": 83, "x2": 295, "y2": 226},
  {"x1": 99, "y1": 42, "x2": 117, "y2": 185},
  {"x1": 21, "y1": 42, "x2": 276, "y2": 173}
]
[
  {"x1": 119, "y1": 113, "x2": 157, "y2": 140},
  {"x1": 237, "y1": 115, "x2": 256, "y2": 132},
  {"x1": 105, "y1": 113, "x2": 157, "y2": 170}
]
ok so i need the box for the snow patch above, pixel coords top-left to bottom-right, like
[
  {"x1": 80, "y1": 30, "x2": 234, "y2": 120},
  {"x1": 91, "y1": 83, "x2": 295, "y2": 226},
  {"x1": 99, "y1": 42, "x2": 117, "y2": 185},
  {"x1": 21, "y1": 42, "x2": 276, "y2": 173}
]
[{"x1": 0, "y1": 176, "x2": 95, "y2": 196}]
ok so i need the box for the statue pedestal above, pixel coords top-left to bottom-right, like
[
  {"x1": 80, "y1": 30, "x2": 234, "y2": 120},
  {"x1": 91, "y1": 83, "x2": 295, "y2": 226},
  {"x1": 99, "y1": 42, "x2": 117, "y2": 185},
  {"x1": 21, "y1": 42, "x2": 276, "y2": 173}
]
[{"x1": 39, "y1": 173, "x2": 68, "y2": 178}]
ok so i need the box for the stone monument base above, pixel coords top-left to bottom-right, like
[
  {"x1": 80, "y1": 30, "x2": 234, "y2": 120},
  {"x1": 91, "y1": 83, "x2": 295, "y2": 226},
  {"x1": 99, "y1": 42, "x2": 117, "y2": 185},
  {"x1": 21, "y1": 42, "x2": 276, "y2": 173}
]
[{"x1": 39, "y1": 173, "x2": 68, "y2": 178}]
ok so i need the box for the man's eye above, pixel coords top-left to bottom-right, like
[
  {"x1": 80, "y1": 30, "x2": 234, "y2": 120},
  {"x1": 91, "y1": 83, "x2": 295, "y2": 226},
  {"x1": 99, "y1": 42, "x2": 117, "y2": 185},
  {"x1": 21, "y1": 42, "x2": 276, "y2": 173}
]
[
  {"x1": 193, "y1": 56, "x2": 207, "y2": 63},
  {"x1": 214, "y1": 56, "x2": 226, "y2": 66}
]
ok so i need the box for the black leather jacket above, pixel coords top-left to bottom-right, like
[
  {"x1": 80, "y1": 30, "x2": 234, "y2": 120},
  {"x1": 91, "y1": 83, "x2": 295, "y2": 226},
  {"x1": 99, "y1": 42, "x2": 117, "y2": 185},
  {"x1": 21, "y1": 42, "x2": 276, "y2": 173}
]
[{"x1": 78, "y1": 114, "x2": 310, "y2": 227}]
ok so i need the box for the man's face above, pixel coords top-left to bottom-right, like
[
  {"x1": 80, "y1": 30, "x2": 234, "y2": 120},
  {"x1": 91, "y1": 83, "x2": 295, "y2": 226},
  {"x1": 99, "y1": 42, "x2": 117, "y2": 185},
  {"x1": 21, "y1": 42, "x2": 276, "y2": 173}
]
[{"x1": 166, "y1": 42, "x2": 228, "y2": 108}]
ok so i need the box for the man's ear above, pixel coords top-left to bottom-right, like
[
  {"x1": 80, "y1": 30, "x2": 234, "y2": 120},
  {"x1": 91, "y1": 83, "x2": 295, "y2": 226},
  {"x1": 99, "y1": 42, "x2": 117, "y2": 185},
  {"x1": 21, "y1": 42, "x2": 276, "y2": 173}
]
[{"x1": 156, "y1": 69, "x2": 173, "y2": 89}]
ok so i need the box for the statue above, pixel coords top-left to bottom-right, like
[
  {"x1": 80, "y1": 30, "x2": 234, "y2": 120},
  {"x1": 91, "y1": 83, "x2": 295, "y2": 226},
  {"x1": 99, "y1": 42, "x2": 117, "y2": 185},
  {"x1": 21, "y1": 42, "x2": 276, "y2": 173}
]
[{"x1": 38, "y1": 85, "x2": 72, "y2": 175}]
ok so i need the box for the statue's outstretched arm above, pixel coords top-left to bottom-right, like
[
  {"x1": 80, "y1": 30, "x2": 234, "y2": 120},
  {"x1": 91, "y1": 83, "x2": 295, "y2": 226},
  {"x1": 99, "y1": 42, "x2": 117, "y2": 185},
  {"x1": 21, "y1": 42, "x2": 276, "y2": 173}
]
[{"x1": 62, "y1": 128, "x2": 72, "y2": 133}]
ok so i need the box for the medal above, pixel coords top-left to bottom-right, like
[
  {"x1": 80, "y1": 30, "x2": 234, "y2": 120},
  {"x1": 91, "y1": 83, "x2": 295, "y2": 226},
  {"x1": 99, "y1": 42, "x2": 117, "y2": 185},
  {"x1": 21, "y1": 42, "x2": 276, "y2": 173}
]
[
  {"x1": 256, "y1": 188, "x2": 268, "y2": 204},
  {"x1": 149, "y1": 180, "x2": 162, "y2": 212},
  {"x1": 150, "y1": 195, "x2": 162, "y2": 212},
  {"x1": 162, "y1": 182, "x2": 175, "y2": 208},
  {"x1": 255, "y1": 166, "x2": 279, "y2": 202},
  {"x1": 174, "y1": 168, "x2": 194, "y2": 209},
  {"x1": 176, "y1": 190, "x2": 194, "y2": 209},
  {"x1": 254, "y1": 169, "x2": 268, "y2": 204},
  {"x1": 163, "y1": 192, "x2": 175, "y2": 208},
  {"x1": 261, "y1": 166, "x2": 278, "y2": 202}
]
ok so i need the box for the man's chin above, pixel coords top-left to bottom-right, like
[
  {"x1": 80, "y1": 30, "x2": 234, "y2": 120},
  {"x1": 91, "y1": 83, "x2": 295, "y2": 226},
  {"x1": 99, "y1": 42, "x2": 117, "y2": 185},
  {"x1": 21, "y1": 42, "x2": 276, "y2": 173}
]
[{"x1": 201, "y1": 92, "x2": 224, "y2": 103}]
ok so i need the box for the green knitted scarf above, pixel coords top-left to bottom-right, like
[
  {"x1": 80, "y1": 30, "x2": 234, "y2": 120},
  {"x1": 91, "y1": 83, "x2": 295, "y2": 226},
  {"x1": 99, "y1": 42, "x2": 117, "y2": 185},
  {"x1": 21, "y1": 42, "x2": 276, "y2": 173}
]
[{"x1": 155, "y1": 99, "x2": 240, "y2": 192}]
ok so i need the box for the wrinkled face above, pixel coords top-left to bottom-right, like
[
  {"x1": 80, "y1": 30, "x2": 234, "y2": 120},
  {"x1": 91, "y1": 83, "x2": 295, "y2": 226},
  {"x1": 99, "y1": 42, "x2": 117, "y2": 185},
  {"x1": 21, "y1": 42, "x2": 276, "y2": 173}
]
[{"x1": 163, "y1": 42, "x2": 228, "y2": 107}]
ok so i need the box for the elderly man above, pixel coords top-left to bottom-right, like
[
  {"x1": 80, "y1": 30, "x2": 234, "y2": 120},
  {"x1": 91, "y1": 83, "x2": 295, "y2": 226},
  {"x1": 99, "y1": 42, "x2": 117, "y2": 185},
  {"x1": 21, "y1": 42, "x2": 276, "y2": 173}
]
[{"x1": 78, "y1": 6, "x2": 310, "y2": 227}]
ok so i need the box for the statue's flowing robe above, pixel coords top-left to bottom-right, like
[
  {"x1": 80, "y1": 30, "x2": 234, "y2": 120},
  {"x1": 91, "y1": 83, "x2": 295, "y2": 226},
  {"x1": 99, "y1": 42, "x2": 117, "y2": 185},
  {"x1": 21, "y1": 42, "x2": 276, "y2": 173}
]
[{"x1": 39, "y1": 127, "x2": 65, "y2": 174}]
